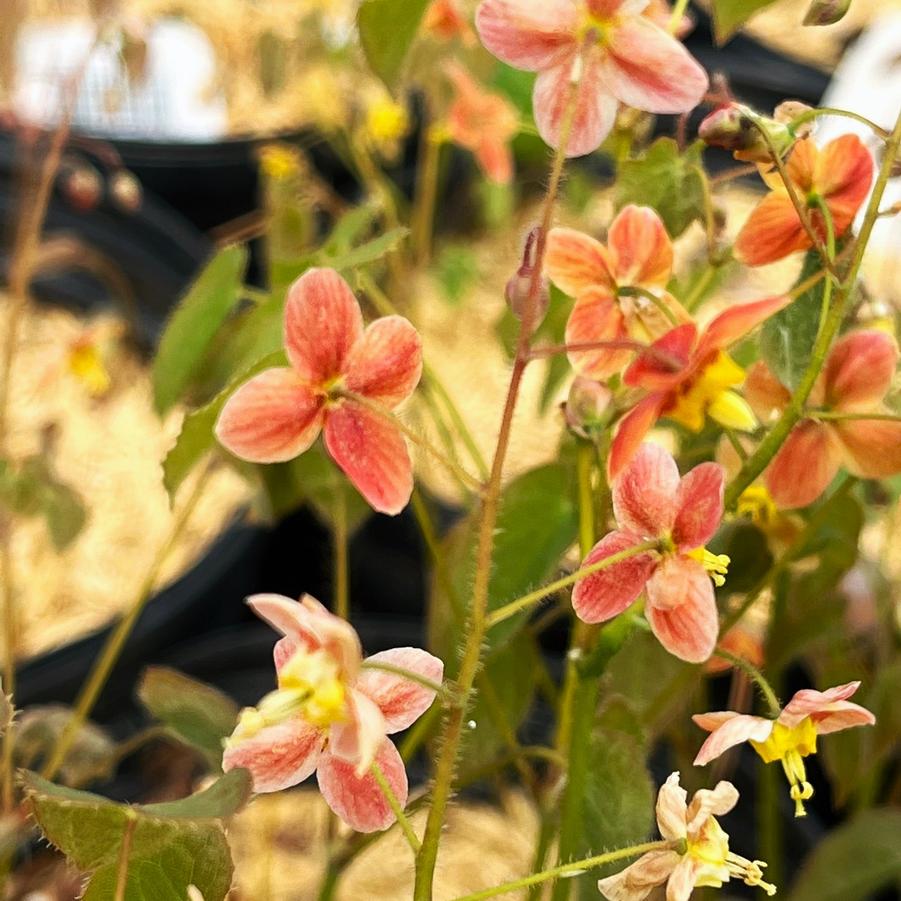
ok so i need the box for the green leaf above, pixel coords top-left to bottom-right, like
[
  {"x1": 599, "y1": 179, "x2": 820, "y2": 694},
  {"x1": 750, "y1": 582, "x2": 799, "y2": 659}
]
[
  {"x1": 357, "y1": 0, "x2": 430, "y2": 89},
  {"x1": 153, "y1": 246, "x2": 248, "y2": 415},
  {"x1": 24, "y1": 770, "x2": 249, "y2": 901},
  {"x1": 137, "y1": 667, "x2": 239, "y2": 769},
  {"x1": 616, "y1": 139, "x2": 706, "y2": 238},
  {"x1": 162, "y1": 350, "x2": 286, "y2": 500},
  {"x1": 712, "y1": 0, "x2": 781, "y2": 43},
  {"x1": 320, "y1": 226, "x2": 409, "y2": 273},
  {"x1": 708, "y1": 521, "x2": 773, "y2": 594},
  {"x1": 788, "y1": 809, "x2": 901, "y2": 901},
  {"x1": 760, "y1": 250, "x2": 824, "y2": 390}
]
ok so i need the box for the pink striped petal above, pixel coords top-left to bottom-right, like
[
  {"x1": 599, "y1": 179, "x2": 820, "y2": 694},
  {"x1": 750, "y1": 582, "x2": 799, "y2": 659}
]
[
  {"x1": 733, "y1": 192, "x2": 809, "y2": 267},
  {"x1": 608, "y1": 392, "x2": 668, "y2": 480},
  {"x1": 645, "y1": 556, "x2": 718, "y2": 662},
  {"x1": 214, "y1": 368, "x2": 324, "y2": 464},
  {"x1": 343, "y1": 316, "x2": 423, "y2": 408},
  {"x1": 533, "y1": 58, "x2": 618, "y2": 157},
  {"x1": 223, "y1": 718, "x2": 324, "y2": 793},
  {"x1": 597, "y1": 850, "x2": 680, "y2": 901},
  {"x1": 317, "y1": 738, "x2": 408, "y2": 833},
  {"x1": 608, "y1": 205, "x2": 673, "y2": 288},
  {"x1": 602, "y1": 15, "x2": 708, "y2": 114},
  {"x1": 825, "y1": 330, "x2": 898, "y2": 409},
  {"x1": 356, "y1": 647, "x2": 444, "y2": 733},
  {"x1": 811, "y1": 703, "x2": 876, "y2": 735},
  {"x1": 655, "y1": 771, "x2": 688, "y2": 841},
  {"x1": 692, "y1": 714, "x2": 773, "y2": 766},
  {"x1": 324, "y1": 400, "x2": 413, "y2": 516},
  {"x1": 545, "y1": 227, "x2": 616, "y2": 296},
  {"x1": 778, "y1": 681, "x2": 867, "y2": 729},
  {"x1": 328, "y1": 689, "x2": 388, "y2": 776},
  {"x1": 571, "y1": 530, "x2": 657, "y2": 624},
  {"x1": 284, "y1": 268, "x2": 363, "y2": 384},
  {"x1": 474, "y1": 0, "x2": 579, "y2": 71},
  {"x1": 624, "y1": 323, "x2": 696, "y2": 391},
  {"x1": 697, "y1": 295, "x2": 791, "y2": 357},
  {"x1": 833, "y1": 417, "x2": 901, "y2": 478},
  {"x1": 613, "y1": 441, "x2": 680, "y2": 537},
  {"x1": 273, "y1": 635, "x2": 297, "y2": 671},
  {"x1": 672, "y1": 462, "x2": 724, "y2": 550},
  {"x1": 765, "y1": 421, "x2": 840, "y2": 509},
  {"x1": 564, "y1": 287, "x2": 632, "y2": 379}
]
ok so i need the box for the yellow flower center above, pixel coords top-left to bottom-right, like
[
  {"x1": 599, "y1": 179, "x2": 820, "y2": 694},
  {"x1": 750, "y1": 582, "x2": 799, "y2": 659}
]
[
  {"x1": 736, "y1": 485, "x2": 778, "y2": 528},
  {"x1": 750, "y1": 717, "x2": 818, "y2": 817},
  {"x1": 687, "y1": 818, "x2": 776, "y2": 896},
  {"x1": 687, "y1": 546, "x2": 731, "y2": 588},
  {"x1": 668, "y1": 352, "x2": 757, "y2": 433}
]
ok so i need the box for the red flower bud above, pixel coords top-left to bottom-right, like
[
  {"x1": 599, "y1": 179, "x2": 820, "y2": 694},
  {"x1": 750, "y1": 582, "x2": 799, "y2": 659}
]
[
  {"x1": 563, "y1": 376, "x2": 612, "y2": 439},
  {"x1": 698, "y1": 103, "x2": 793, "y2": 164},
  {"x1": 505, "y1": 227, "x2": 549, "y2": 332}
]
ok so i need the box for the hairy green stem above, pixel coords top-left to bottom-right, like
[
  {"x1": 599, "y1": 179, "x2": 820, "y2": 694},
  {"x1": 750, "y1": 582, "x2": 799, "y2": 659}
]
[
  {"x1": 333, "y1": 493, "x2": 349, "y2": 621},
  {"x1": 713, "y1": 648, "x2": 781, "y2": 717},
  {"x1": 372, "y1": 761, "x2": 421, "y2": 854}
]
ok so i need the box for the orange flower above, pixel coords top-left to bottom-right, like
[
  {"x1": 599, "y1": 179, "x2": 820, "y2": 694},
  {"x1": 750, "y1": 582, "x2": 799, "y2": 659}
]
[
  {"x1": 734, "y1": 134, "x2": 873, "y2": 267},
  {"x1": 423, "y1": 0, "x2": 475, "y2": 44}
]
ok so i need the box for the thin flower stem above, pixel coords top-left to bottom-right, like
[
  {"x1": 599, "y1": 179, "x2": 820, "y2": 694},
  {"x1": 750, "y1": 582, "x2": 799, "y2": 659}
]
[
  {"x1": 360, "y1": 660, "x2": 448, "y2": 698},
  {"x1": 371, "y1": 761, "x2": 421, "y2": 855},
  {"x1": 486, "y1": 539, "x2": 659, "y2": 629},
  {"x1": 333, "y1": 493, "x2": 349, "y2": 621},
  {"x1": 40, "y1": 463, "x2": 213, "y2": 782},
  {"x1": 810, "y1": 195, "x2": 836, "y2": 334},
  {"x1": 450, "y1": 840, "x2": 674, "y2": 901},
  {"x1": 683, "y1": 264, "x2": 718, "y2": 313},
  {"x1": 413, "y1": 67, "x2": 582, "y2": 901},
  {"x1": 691, "y1": 164, "x2": 719, "y2": 260},
  {"x1": 788, "y1": 106, "x2": 890, "y2": 141},
  {"x1": 725, "y1": 108, "x2": 901, "y2": 507},
  {"x1": 412, "y1": 119, "x2": 443, "y2": 266},
  {"x1": 713, "y1": 648, "x2": 781, "y2": 716},
  {"x1": 815, "y1": 411, "x2": 901, "y2": 422},
  {"x1": 617, "y1": 286, "x2": 681, "y2": 327},
  {"x1": 113, "y1": 813, "x2": 138, "y2": 901},
  {"x1": 723, "y1": 427, "x2": 748, "y2": 462}
]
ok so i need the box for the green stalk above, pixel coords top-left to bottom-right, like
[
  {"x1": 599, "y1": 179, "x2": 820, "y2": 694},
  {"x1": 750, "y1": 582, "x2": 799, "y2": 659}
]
[{"x1": 371, "y1": 761, "x2": 421, "y2": 855}]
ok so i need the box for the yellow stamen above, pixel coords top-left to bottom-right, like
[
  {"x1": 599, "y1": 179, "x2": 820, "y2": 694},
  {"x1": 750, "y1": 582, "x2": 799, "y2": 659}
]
[
  {"x1": 687, "y1": 817, "x2": 777, "y2": 895},
  {"x1": 668, "y1": 352, "x2": 753, "y2": 433},
  {"x1": 750, "y1": 718, "x2": 818, "y2": 817},
  {"x1": 737, "y1": 485, "x2": 778, "y2": 528},
  {"x1": 708, "y1": 390, "x2": 758, "y2": 432},
  {"x1": 688, "y1": 546, "x2": 731, "y2": 588},
  {"x1": 727, "y1": 852, "x2": 778, "y2": 896}
]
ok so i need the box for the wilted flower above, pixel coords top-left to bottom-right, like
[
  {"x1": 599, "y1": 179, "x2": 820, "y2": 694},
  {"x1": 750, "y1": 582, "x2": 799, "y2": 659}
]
[
  {"x1": 223, "y1": 594, "x2": 443, "y2": 832},
  {"x1": 573, "y1": 443, "x2": 727, "y2": 663},
  {"x1": 546, "y1": 205, "x2": 690, "y2": 378},
  {"x1": 734, "y1": 135, "x2": 873, "y2": 266},
  {"x1": 698, "y1": 102, "x2": 794, "y2": 164},
  {"x1": 694, "y1": 681, "x2": 875, "y2": 817},
  {"x1": 597, "y1": 772, "x2": 776, "y2": 900},
  {"x1": 609, "y1": 296, "x2": 790, "y2": 478},
  {"x1": 215, "y1": 267, "x2": 422, "y2": 515},
  {"x1": 745, "y1": 330, "x2": 901, "y2": 508},
  {"x1": 474, "y1": 0, "x2": 708, "y2": 157}
]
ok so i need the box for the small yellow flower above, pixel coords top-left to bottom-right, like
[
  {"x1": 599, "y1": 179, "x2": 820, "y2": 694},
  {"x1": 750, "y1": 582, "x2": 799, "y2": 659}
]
[
  {"x1": 363, "y1": 97, "x2": 410, "y2": 156},
  {"x1": 668, "y1": 352, "x2": 756, "y2": 433}
]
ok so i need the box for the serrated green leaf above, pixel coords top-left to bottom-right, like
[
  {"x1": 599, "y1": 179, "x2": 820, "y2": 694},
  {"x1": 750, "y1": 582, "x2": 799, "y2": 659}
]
[
  {"x1": 616, "y1": 139, "x2": 706, "y2": 237},
  {"x1": 153, "y1": 246, "x2": 248, "y2": 415},
  {"x1": 141, "y1": 769, "x2": 252, "y2": 819},
  {"x1": 788, "y1": 809, "x2": 901, "y2": 901},
  {"x1": 712, "y1": 0, "x2": 781, "y2": 43},
  {"x1": 137, "y1": 667, "x2": 239, "y2": 769},
  {"x1": 358, "y1": 0, "x2": 430, "y2": 89}
]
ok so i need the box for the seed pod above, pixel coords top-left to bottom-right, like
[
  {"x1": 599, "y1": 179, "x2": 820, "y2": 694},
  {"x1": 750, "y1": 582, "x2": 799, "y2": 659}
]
[
  {"x1": 505, "y1": 226, "x2": 549, "y2": 332},
  {"x1": 803, "y1": 0, "x2": 852, "y2": 26}
]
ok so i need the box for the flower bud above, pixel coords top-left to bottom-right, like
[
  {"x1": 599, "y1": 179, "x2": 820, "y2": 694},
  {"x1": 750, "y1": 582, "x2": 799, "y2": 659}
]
[
  {"x1": 563, "y1": 376, "x2": 612, "y2": 439},
  {"x1": 803, "y1": 0, "x2": 851, "y2": 26},
  {"x1": 109, "y1": 169, "x2": 142, "y2": 213},
  {"x1": 698, "y1": 103, "x2": 793, "y2": 164},
  {"x1": 774, "y1": 101, "x2": 815, "y2": 139},
  {"x1": 505, "y1": 227, "x2": 549, "y2": 332},
  {"x1": 61, "y1": 166, "x2": 102, "y2": 211}
]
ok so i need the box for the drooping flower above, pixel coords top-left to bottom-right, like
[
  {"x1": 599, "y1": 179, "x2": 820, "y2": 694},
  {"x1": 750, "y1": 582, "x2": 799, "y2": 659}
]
[
  {"x1": 215, "y1": 267, "x2": 422, "y2": 515},
  {"x1": 734, "y1": 134, "x2": 873, "y2": 267},
  {"x1": 423, "y1": 0, "x2": 476, "y2": 43},
  {"x1": 745, "y1": 330, "x2": 901, "y2": 509},
  {"x1": 546, "y1": 205, "x2": 691, "y2": 378},
  {"x1": 693, "y1": 681, "x2": 875, "y2": 817},
  {"x1": 597, "y1": 772, "x2": 776, "y2": 900},
  {"x1": 474, "y1": 0, "x2": 708, "y2": 157},
  {"x1": 222, "y1": 594, "x2": 443, "y2": 832},
  {"x1": 445, "y1": 62, "x2": 520, "y2": 183},
  {"x1": 608, "y1": 295, "x2": 790, "y2": 478},
  {"x1": 572, "y1": 442, "x2": 727, "y2": 663}
]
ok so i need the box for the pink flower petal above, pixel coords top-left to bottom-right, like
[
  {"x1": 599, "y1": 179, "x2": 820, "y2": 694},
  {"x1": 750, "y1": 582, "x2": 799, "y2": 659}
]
[
  {"x1": 623, "y1": 323, "x2": 696, "y2": 392},
  {"x1": 645, "y1": 556, "x2": 718, "y2": 662},
  {"x1": 672, "y1": 462, "x2": 724, "y2": 550},
  {"x1": 765, "y1": 421, "x2": 840, "y2": 509},
  {"x1": 474, "y1": 0, "x2": 579, "y2": 71},
  {"x1": 356, "y1": 647, "x2": 444, "y2": 733},
  {"x1": 655, "y1": 772, "x2": 688, "y2": 841},
  {"x1": 608, "y1": 205, "x2": 673, "y2": 288},
  {"x1": 778, "y1": 681, "x2": 865, "y2": 729},
  {"x1": 564, "y1": 286, "x2": 632, "y2": 379},
  {"x1": 475, "y1": 138, "x2": 515, "y2": 184},
  {"x1": 733, "y1": 192, "x2": 810, "y2": 266},
  {"x1": 613, "y1": 441, "x2": 680, "y2": 538},
  {"x1": 324, "y1": 400, "x2": 414, "y2": 516},
  {"x1": 328, "y1": 689, "x2": 388, "y2": 776},
  {"x1": 214, "y1": 368, "x2": 324, "y2": 464},
  {"x1": 833, "y1": 417, "x2": 901, "y2": 479},
  {"x1": 597, "y1": 850, "x2": 680, "y2": 901},
  {"x1": 545, "y1": 227, "x2": 616, "y2": 296},
  {"x1": 571, "y1": 530, "x2": 657, "y2": 624},
  {"x1": 273, "y1": 635, "x2": 297, "y2": 672},
  {"x1": 342, "y1": 316, "x2": 423, "y2": 409},
  {"x1": 533, "y1": 57, "x2": 618, "y2": 157},
  {"x1": 692, "y1": 714, "x2": 773, "y2": 766},
  {"x1": 666, "y1": 856, "x2": 701, "y2": 901},
  {"x1": 697, "y1": 295, "x2": 791, "y2": 357},
  {"x1": 816, "y1": 134, "x2": 874, "y2": 234},
  {"x1": 317, "y1": 738, "x2": 408, "y2": 833},
  {"x1": 602, "y1": 15, "x2": 708, "y2": 114},
  {"x1": 692, "y1": 710, "x2": 741, "y2": 732},
  {"x1": 744, "y1": 360, "x2": 790, "y2": 421},
  {"x1": 811, "y1": 703, "x2": 876, "y2": 735},
  {"x1": 686, "y1": 780, "x2": 739, "y2": 833},
  {"x1": 825, "y1": 330, "x2": 898, "y2": 409},
  {"x1": 607, "y1": 392, "x2": 668, "y2": 480},
  {"x1": 223, "y1": 718, "x2": 324, "y2": 793},
  {"x1": 284, "y1": 268, "x2": 363, "y2": 384}
]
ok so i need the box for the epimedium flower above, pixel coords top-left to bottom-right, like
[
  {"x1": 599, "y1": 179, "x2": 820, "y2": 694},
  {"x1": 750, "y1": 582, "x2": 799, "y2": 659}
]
[
  {"x1": 608, "y1": 295, "x2": 791, "y2": 479},
  {"x1": 474, "y1": 0, "x2": 708, "y2": 157},
  {"x1": 734, "y1": 134, "x2": 873, "y2": 267},
  {"x1": 572, "y1": 442, "x2": 728, "y2": 663},
  {"x1": 745, "y1": 329, "x2": 901, "y2": 509},
  {"x1": 444, "y1": 62, "x2": 520, "y2": 184},
  {"x1": 222, "y1": 593, "x2": 444, "y2": 833},
  {"x1": 693, "y1": 681, "x2": 875, "y2": 817},
  {"x1": 546, "y1": 204, "x2": 691, "y2": 378},
  {"x1": 423, "y1": 0, "x2": 476, "y2": 43},
  {"x1": 215, "y1": 267, "x2": 422, "y2": 516},
  {"x1": 597, "y1": 772, "x2": 776, "y2": 900}
]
